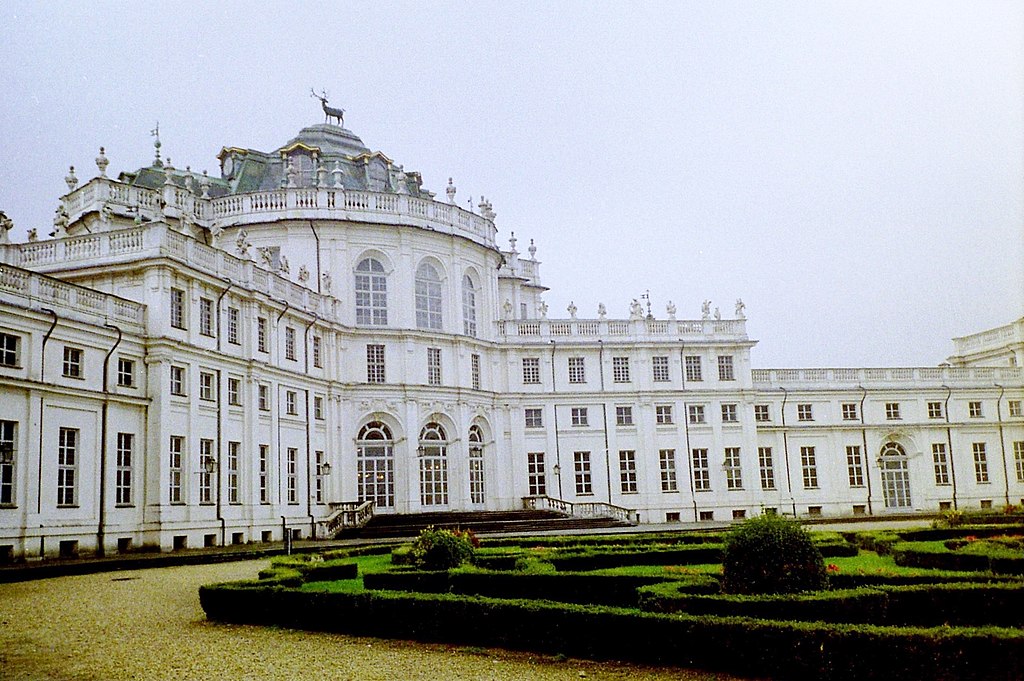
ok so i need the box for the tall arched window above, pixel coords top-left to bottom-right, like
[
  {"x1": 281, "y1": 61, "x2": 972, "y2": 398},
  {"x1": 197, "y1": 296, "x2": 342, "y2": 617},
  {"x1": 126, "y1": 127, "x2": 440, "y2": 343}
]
[
  {"x1": 356, "y1": 421, "x2": 394, "y2": 508},
  {"x1": 462, "y1": 274, "x2": 477, "y2": 337},
  {"x1": 415, "y1": 263, "x2": 443, "y2": 330},
  {"x1": 879, "y1": 442, "x2": 911, "y2": 509},
  {"x1": 418, "y1": 422, "x2": 448, "y2": 506},
  {"x1": 355, "y1": 258, "x2": 388, "y2": 326},
  {"x1": 468, "y1": 424, "x2": 485, "y2": 505}
]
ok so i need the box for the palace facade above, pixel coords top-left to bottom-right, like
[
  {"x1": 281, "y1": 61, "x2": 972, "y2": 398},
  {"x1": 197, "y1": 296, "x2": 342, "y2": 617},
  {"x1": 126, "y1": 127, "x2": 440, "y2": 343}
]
[{"x1": 0, "y1": 120, "x2": 1022, "y2": 560}]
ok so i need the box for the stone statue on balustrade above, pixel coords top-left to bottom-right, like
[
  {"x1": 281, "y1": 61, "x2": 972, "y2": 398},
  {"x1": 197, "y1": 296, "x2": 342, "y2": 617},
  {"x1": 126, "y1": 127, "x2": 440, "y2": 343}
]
[
  {"x1": 27, "y1": 228, "x2": 38, "y2": 242},
  {"x1": 735, "y1": 299, "x2": 746, "y2": 319},
  {"x1": 0, "y1": 211, "x2": 13, "y2": 244},
  {"x1": 666, "y1": 300, "x2": 676, "y2": 319},
  {"x1": 258, "y1": 247, "x2": 274, "y2": 268},
  {"x1": 298, "y1": 265, "x2": 310, "y2": 284},
  {"x1": 701, "y1": 300, "x2": 711, "y2": 320},
  {"x1": 502, "y1": 299, "x2": 513, "y2": 320},
  {"x1": 538, "y1": 301, "x2": 548, "y2": 319},
  {"x1": 714, "y1": 306, "x2": 721, "y2": 321},
  {"x1": 321, "y1": 271, "x2": 333, "y2": 295},
  {"x1": 597, "y1": 303, "x2": 606, "y2": 319},
  {"x1": 278, "y1": 254, "x2": 290, "y2": 275},
  {"x1": 567, "y1": 301, "x2": 577, "y2": 319},
  {"x1": 209, "y1": 221, "x2": 224, "y2": 248},
  {"x1": 630, "y1": 299, "x2": 643, "y2": 320},
  {"x1": 51, "y1": 206, "x2": 69, "y2": 238},
  {"x1": 236, "y1": 230, "x2": 251, "y2": 259}
]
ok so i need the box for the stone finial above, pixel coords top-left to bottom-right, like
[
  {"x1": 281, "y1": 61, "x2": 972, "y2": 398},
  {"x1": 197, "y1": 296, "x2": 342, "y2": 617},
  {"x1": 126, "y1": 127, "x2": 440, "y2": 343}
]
[
  {"x1": 597, "y1": 302, "x2": 606, "y2": 319},
  {"x1": 567, "y1": 301, "x2": 578, "y2": 319},
  {"x1": 316, "y1": 163, "x2": 328, "y2": 188},
  {"x1": 199, "y1": 171, "x2": 211, "y2": 199},
  {"x1": 297, "y1": 265, "x2": 310, "y2": 283},
  {"x1": 184, "y1": 167, "x2": 194, "y2": 193},
  {"x1": 508, "y1": 231, "x2": 517, "y2": 254},
  {"x1": 164, "y1": 164, "x2": 175, "y2": 186},
  {"x1": 95, "y1": 147, "x2": 109, "y2": 177},
  {"x1": 467, "y1": 196, "x2": 474, "y2": 213},
  {"x1": 735, "y1": 298, "x2": 746, "y2": 319},
  {"x1": 446, "y1": 177, "x2": 456, "y2": 204},
  {"x1": 151, "y1": 123, "x2": 163, "y2": 167},
  {"x1": 332, "y1": 160, "x2": 344, "y2": 189},
  {"x1": 528, "y1": 239, "x2": 537, "y2": 260},
  {"x1": 65, "y1": 166, "x2": 79, "y2": 192}
]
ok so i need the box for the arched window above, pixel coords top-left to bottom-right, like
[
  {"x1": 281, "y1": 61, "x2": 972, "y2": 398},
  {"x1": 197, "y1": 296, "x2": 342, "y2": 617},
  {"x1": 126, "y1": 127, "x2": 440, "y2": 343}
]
[
  {"x1": 415, "y1": 263, "x2": 443, "y2": 330},
  {"x1": 355, "y1": 258, "x2": 388, "y2": 326},
  {"x1": 468, "y1": 424, "x2": 485, "y2": 505},
  {"x1": 418, "y1": 422, "x2": 448, "y2": 506},
  {"x1": 462, "y1": 274, "x2": 477, "y2": 337},
  {"x1": 356, "y1": 421, "x2": 394, "y2": 508},
  {"x1": 879, "y1": 442, "x2": 911, "y2": 509}
]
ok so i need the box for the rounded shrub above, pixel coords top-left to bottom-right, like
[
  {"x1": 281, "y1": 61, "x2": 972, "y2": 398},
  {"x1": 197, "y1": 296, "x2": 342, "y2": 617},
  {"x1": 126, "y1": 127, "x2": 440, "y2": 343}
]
[
  {"x1": 722, "y1": 514, "x2": 826, "y2": 594},
  {"x1": 411, "y1": 526, "x2": 476, "y2": 570}
]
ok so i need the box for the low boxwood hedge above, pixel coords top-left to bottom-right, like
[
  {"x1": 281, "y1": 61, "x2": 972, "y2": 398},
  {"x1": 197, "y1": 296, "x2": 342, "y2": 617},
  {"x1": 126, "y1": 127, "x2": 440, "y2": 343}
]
[{"x1": 892, "y1": 541, "x2": 1024, "y2": 574}]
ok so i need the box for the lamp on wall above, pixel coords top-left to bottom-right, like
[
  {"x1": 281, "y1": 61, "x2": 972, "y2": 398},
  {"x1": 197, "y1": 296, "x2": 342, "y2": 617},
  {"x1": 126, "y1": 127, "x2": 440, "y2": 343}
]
[
  {"x1": 202, "y1": 456, "x2": 216, "y2": 474},
  {"x1": 0, "y1": 443, "x2": 12, "y2": 465},
  {"x1": 321, "y1": 462, "x2": 332, "y2": 476}
]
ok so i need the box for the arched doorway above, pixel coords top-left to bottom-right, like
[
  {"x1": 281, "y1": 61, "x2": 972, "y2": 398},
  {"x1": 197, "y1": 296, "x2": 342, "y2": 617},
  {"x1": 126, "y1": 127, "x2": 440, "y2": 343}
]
[
  {"x1": 879, "y1": 442, "x2": 912, "y2": 509},
  {"x1": 468, "y1": 425, "x2": 485, "y2": 506},
  {"x1": 356, "y1": 421, "x2": 394, "y2": 508},
  {"x1": 418, "y1": 423, "x2": 449, "y2": 507}
]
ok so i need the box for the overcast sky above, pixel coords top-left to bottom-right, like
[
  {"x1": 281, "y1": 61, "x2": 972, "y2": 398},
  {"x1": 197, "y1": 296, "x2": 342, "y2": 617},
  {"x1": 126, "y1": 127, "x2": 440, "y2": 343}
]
[{"x1": 1, "y1": 1, "x2": 1021, "y2": 368}]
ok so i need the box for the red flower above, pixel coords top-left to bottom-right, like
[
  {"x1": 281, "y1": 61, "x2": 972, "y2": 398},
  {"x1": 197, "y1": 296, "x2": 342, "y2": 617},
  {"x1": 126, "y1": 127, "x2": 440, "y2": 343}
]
[{"x1": 826, "y1": 563, "x2": 840, "y2": 573}]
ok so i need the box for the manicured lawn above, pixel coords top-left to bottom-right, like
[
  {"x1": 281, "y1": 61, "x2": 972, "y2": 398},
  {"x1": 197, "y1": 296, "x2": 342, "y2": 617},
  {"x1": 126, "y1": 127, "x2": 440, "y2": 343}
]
[{"x1": 828, "y1": 550, "x2": 984, "y2": 577}]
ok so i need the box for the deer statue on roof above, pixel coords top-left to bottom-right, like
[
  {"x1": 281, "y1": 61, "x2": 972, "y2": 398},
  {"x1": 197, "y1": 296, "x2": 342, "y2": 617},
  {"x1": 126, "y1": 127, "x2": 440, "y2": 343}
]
[{"x1": 311, "y1": 89, "x2": 345, "y2": 127}]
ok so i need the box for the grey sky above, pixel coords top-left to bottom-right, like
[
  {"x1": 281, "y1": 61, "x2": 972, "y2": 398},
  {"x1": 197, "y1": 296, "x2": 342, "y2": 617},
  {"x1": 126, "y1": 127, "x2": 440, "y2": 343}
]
[{"x1": 1, "y1": 1, "x2": 1021, "y2": 368}]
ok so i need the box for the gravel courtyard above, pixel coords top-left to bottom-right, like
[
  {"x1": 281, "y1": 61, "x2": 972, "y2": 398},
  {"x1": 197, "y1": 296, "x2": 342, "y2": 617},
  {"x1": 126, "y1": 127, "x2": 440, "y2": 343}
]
[{"x1": 0, "y1": 559, "x2": 749, "y2": 681}]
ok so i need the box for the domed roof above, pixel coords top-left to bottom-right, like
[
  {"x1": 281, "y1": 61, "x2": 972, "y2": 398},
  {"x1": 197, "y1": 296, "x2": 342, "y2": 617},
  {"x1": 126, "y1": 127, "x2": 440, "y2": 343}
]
[{"x1": 278, "y1": 124, "x2": 370, "y2": 157}]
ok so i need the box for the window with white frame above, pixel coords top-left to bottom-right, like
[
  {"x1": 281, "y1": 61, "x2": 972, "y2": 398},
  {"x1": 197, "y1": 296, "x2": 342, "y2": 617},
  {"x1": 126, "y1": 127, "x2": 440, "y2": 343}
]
[
  {"x1": 688, "y1": 404, "x2": 706, "y2": 424},
  {"x1": 227, "y1": 441, "x2": 240, "y2": 504},
  {"x1": 928, "y1": 401, "x2": 944, "y2": 419},
  {"x1": 314, "y1": 395, "x2": 324, "y2": 420},
  {"x1": 656, "y1": 405, "x2": 673, "y2": 425},
  {"x1": 62, "y1": 346, "x2": 83, "y2": 379},
  {"x1": 258, "y1": 384, "x2": 269, "y2": 411},
  {"x1": 312, "y1": 335, "x2": 322, "y2": 368},
  {"x1": 615, "y1": 406, "x2": 633, "y2": 427},
  {"x1": 286, "y1": 447, "x2": 298, "y2": 503},
  {"x1": 842, "y1": 403, "x2": 858, "y2": 421},
  {"x1": 524, "y1": 408, "x2": 543, "y2": 428},
  {"x1": 199, "y1": 371, "x2": 215, "y2": 401},
  {"x1": 717, "y1": 355, "x2": 735, "y2": 381},
  {"x1": 199, "y1": 297, "x2": 214, "y2": 337},
  {"x1": 285, "y1": 390, "x2": 298, "y2": 416},
  {"x1": 355, "y1": 257, "x2": 389, "y2": 326},
  {"x1": 1014, "y1": 441, "x2": 1024, "y2": 482},
  {"x1": 471, "y1": 354, "x2": 481, "y2": 390},
  {"x1": 522, "y1": 357, "x2": 541, "y2": 384},
  {"x1": 170, "y1": 365, "x2": 186, "y2": 396},
  {"x1": 692, "y1": 448, "x2": 710, "y2": 491},
  {"x1": 415, "y1": 262, "x2": 444, "y2": 330},
  {"x1": 885, "y1": 402, "x2": 901, "y2": 420},
  {"x1": 968, "y1": 401, "x2": 983, "y2": 418},
  {"x1": 227, "y1": 377, "x2": 241, "y2": 406},
  {"x1": 0, "y1": 332, "x2": 20, "y2": 367},
  {"x1": 527, "y1": 452, "x2": 546, "y2": 496},
  {"x1": 367, "y1": 344, "x2": 385, "y2": 383},
  {"x1": 797, "y1": 404, "x2": 814, "y2": 421},
  {"x1": 846, "y1": 445, "x2": 865, "y2": 487},
  {"x1": 258, "y1": 444, "x2": 270, "y2": 504},
  {"x1": 571, "y1": 407, "x2": 588, "y2": 427},
  {"x1": 652, "y1": 355, "x2": 670, "y2": 382},
  {"x1": 257, "y1": 317, "x2": 268, "y2": 352},
  {"x1": 462, "y1": 274, "x2": 477, "y2": 337},
  {"x1": 973, "y1": 442, "x2": 989, "y2": 482},
  {"x1": 568, "y1": 356, "x2": 585, "y2": 384},
  {"x1": 170, "y1": 288, "x2": 186, "y2": 329},
  {"x1": 574, "y1": 451, "x2": 593, "y2": 495},
  {"x1": 800, "y1": 446, "x2": 818, "y2": 488},
  {"x1": 469, "y1": 425, "x2": 485, "y2": 504},
  {"x1": 0, "y1": 420, "x2": 15, "y2": 505},
  {"x1": 721, "y1": 403, "x2": 738, "y2": 423},
  {"x1": 724, "y1": 447, "x2": 742, "y2": 490},
  {"x1": 685, "y1": 355, "x2": 702, "y2": 382},
  {"x1": 169, "y1": 436, "x2": 183, "y2": 503},
  {"x1": 116, "y1": 357, "x2": 134, "y2": 388},
  {"x1": 199, "y1": 439, "x2": 214, "y2": 504},
  {"x1": 758, "y1": 446, "x2": 775, "y2": 490},
  {"x1": 115, "y1": 432, "x2": 133, "y2": 506},
  {"x1": 418, "y1": 423, "x2": 449, "y2": 506},
  {"x1": 659, "y1": 449, "x2": 677, "y2": 492},
  {"x1": 619, "y1": 450, "x2": 637, "y2": 493},
  {"x1": 1008, "y1": 400, "x2": 1022, "y2": 418},
  {"x1": 314, "y1": 450, "x2": 326, "y2": 504},
  {"x1": 612, "y1": 356, "x2": 630, "y2": 383},
  {"x1": 754, "y1": 404, "x2": 771, "y2": 422},
  {"x1": 932, "y1": 443, "x2": 950, "y2": 485},
  {"x1": 227, "y1": 306, "x2": 240, "y2": 345},
  {"x1": 427, "y1": 347, "x2": 442, "y2": 386},
  {"x1": 285, "y1": 326, "x2": 296, "y2": 361},
  {"x1": 357, "y1": 422, "x2": 395, "y2": 509}
]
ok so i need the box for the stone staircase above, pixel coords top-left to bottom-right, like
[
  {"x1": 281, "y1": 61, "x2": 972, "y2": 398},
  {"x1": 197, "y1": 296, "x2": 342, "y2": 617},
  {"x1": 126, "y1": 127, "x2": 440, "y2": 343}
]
[{"x1": 346, "y1": 509, "x2": 632, "y2": 539}]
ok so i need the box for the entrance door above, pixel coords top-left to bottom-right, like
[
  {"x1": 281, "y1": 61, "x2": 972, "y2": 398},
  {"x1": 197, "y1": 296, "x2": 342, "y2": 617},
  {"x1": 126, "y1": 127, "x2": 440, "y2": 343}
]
[{"x1": 879, "y1": 442, "x2": 912, "y2": 509}]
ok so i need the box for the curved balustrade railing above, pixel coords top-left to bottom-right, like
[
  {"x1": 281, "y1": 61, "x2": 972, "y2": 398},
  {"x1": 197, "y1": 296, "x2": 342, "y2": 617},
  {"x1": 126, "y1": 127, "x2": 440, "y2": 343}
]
[{"x1": 522, "y1": 495, "x2": 639, "y2": 525}]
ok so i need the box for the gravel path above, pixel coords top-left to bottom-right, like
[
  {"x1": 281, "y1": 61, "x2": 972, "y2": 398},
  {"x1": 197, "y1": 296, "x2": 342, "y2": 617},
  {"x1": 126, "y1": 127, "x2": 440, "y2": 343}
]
[{"x1": 0, "y1": 559, "x2": 751, "y2": 681}]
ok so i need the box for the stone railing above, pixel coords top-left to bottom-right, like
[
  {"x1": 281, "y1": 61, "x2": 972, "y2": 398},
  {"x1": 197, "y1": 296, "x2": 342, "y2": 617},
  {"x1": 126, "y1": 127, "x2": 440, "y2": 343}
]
[
  {"x1": 752, "y1": 366, "x2": 1024, "y2": 387},
  {"x1": 324, "y1": 500, "x2": 375, "y2": 537},
  {"x1": 952, "y1": 319, "x2": 1024, "y2": 355},
  {"x1": 522, "y1": 495, "x2": 639, "y2": 525},
  {"x1": 0, "y1": 262, "x2": 146, "y2": 330},
  {"x1": 499, "y1": 317, "x2": 746, "y2": 342},
  {"x1": 61, "y1": 177, "x2": 497, "y2": 248}
]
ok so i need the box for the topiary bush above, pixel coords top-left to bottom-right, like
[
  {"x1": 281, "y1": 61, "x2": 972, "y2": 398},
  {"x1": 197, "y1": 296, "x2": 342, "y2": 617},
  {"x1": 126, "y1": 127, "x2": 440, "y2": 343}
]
[
  {"x1": 410, "y1": 526, "x2": 476, "y2": 570},
  {"x1": 721, "y1": 515, "x2": 826, "y2": 594}
]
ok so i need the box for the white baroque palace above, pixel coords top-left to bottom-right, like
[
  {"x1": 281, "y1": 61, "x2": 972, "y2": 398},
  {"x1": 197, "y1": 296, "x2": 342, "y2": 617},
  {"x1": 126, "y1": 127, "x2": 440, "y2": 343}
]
[{"x1": 0, "y1": 119, "x2": 1022, "y2": 560}]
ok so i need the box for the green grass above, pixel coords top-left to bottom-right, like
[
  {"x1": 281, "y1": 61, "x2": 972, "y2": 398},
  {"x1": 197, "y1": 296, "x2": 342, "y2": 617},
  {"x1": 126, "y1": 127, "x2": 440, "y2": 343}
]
[{"x1": 828, "y1": 550, "x2": 985, "y2": 577}]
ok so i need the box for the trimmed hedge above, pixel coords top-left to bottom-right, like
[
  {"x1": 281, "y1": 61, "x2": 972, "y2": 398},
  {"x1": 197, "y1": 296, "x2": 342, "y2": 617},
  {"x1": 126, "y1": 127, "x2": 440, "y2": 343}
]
[
  {"x1": 549, "y1": 545, "x2": 725, "y2": 571},
  {"x1": 892, "y1": 541, "x2": 1024, "y2": 574}
]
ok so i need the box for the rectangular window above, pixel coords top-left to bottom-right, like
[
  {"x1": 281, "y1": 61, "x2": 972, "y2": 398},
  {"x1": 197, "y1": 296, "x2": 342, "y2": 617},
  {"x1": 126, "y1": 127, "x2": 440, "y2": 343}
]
[
  {"x1": 169, "y1": 436, "x2": 183, "y2": 503},
  {"x1": 427, "y1": 347, "x2": 442, "y2": 386},
  {"x1": 933, "y1": 443, "x2": 950, "y2": 485},
  {"x1": 659, "y1": 449, "x2": 678, "y2": 492},
  {"x1": 846, "y1": 445, "x2": 865, "y2": 487},
  {"x1": 717, "y1": 355, "x2": 735, "y2": 381},
  {"x1": 117, "y1": 357, "x2": 134, "y2": 387},
  {"x1": 57, "y1": 427, "x2": 78, "y2": 506},
  {"x1": 0, "y1": 332, "x2": 20, "y2": 367},
  {"x1": 1009, "y1": 400, "x2": 1022, "y2": 418},
  {"x1": 758, "y1": 446, "x2": 775, "y2": 490},
  {"x1": 199, "y1": 297, "x2": 214, "y2": 337},
  {"x1": 973, "y1": 442, "x2": 989, "y2": 483},
  {"x1": 619, "y1": 450, "x2": 637, "y2": 493},
  {"x1": 471, "y1": 354, "x2": 481, "y2": 390},
  {"x1": 227, "y1": 377, "x2": 241, "y2": 406},
  {"x1": 170, "y1": 365, "x2": 186, "y2": 396},
  {"x1": 312, "y1": 335, "x2": 322, "y2": 368},
  {"x1": 522, "y1": 357, "x2": 541, "y2": 384},
  {"x1": 258, "y1": 384, "x2": 269, "y2": 411},
  {"x1": 367, "y1": 344, "x2": 385, "y2": 383},
  {"x1": 62, "y1": 346, "x2": 83, "y2": 379},
  {"x1": 527, "y1": 452, "x2": 546, "y2": 496},
  {"x1": 800, "y1": 446, "x2": 818, "y2": 489},
  {"x1": 568, "y1": 356, "x2": 586, "y2": 384},
  {"x1": 314, "y1": 395, "x2": 324, "y2": 420},
  {"x1": 652, "y1": 356, "x2": 670, "y2": 382},
  {"x1": 692, "y1": 448, "x2": 710, "y2": 491},
  {"x1": 227, "y1": 441, "x2": 240, "y2": 504},
  {"x1": 754, "y1": 404, "x2": 771, "y2": 422},
  {"x1": 797, "y1": 404, "x2": 814, "y2": 421},
  {"x1": 885, "y1": 402, "x2": 901, "y2": 420},
  {"x1": 314, "y1": 450, "x2": 326, "y2": 504},
  {"x1": 968, "y1": 401, "x2": 983, "y2": 418},
  {"x1": 285, "y1": 390, "x2": 298, "y2": 416},
  {"x1": 615, "y1": 406, "x2": 633, "y2": 427},
  {"x1": 571, "y1": 407, "x2": 589, "y2": 427},
  {"x1": 115, "y1": 432, "x2": 133, "y2": 506},
  {"x1": 285, "y1": 327, "x2": 297, "y2": 361},
  {"x1": 524, "y1": 408, "x2": 544, "y2": 429},
  {"x1": 287, "y1": 448, "x2": 298, "y2": 503},
  {"x1": 0, "y1": 420, "x2": 15, "y2": 505},
  {"x1": 724, "y1": 447, "x2": 742, "y2": 490},
  {"x1": 842, "y1": 403, "x2": 858, "y2": 421},
  {"x1": 656, "y1": 405, "x2": 674, "y2": 425},
  {"x1": 199, "y1": 371, "x2": 215, "y2": 401},
  {"x1": 257, "y1": 317, "x2": 268, "y2": 353},
  {"x1": 227, "y1": 307, "x2": 240, "y2": 345},
  {"x1": 721, "y1": 403, "x2": 738, "y2": 423},
  {"x1": 199, "y1": 439, "x2": 214, "y2": 504},
  {"x1": 258, "y1": 444, "x2": 270, "y2": 504},
  {"x1": 612, "y1": 356, "x2": 630, "y2": 383},
  {"x1": 685, "y1": 355, "x2": 702, "y2": 382},
  {"x1": 573, "y1": 451, "x2": 592, "y2": 495},
  {"x1": 1014, "y1": 441, "x2": 1024, "y2": 482},
  {"x1": 170, "y1": 288, "x2": 186, "y2": 329},
  {"x1": 928, "y1": 401, "x2": 944, "y2": 419},
  {"x1": 688, "y1": 404, "x2": 706, "y2": 424}
]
